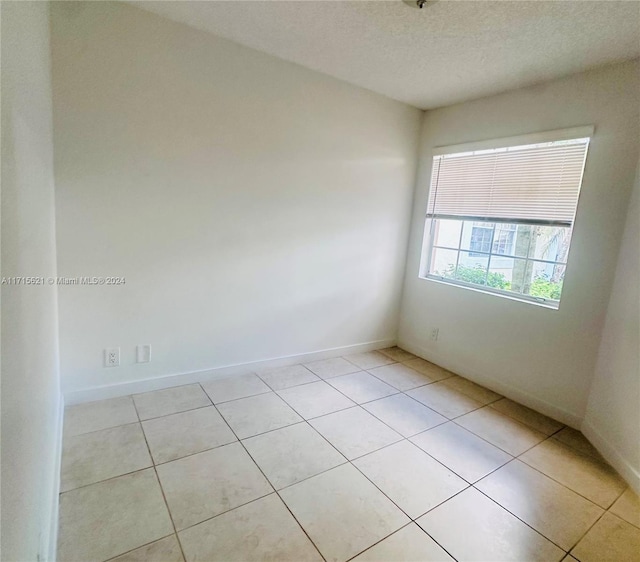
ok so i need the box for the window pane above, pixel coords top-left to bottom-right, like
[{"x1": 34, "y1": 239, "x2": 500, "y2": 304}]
[
  {"x1": 529, "y1": 225, "x2": 572, "y2": 263},
  {"x1": 425, "y1": 216, "x2": 569, "y2": 305},
  {"x1": 492, "y1": 223, "x2": 516, "y2": 255},
  {"x1": 461, "y1": 221, "x2": 492, "y2": 255},
  {"x1": 454, "y1": 252, "x2": 489, "y2": 284},
  {"x1": 470, "y1": 227, "x2": 492, "y2": 254},
  {"x1": 506, "y1": 258, "x2": 533, "y2": 294},
  {"x1": 432, "y1": 219, "x2": 463, "y2": 248},
  {"x1": 487, "y1": 256, "x2": 515, "y2": 291},
  {"x1": 462, "y1": 221, "x2": 533, "y2": 258},
  {"x1": 430, "y1": 248, "x2": 459, "y2": 277},
  {"x1": 511, "y1": 224, "x2": 534, "y2": 258},
  {"x1": 526, "y1": 261, "x2": 564, "y2": 300}
]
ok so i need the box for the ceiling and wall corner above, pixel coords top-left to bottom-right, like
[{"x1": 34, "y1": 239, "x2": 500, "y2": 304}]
[{"x1": 130, "y1": 0, "x2": 640, "y2": 110}]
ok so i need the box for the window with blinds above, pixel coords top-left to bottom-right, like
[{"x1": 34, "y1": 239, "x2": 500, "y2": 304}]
[{"x1": 421, "y1": 127, "x2": 592, "y2": 308}]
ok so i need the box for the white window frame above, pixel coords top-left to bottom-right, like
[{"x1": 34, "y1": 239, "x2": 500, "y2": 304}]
[{"x1": 419, "y1": 127, "x2": 593, "y2": 309}]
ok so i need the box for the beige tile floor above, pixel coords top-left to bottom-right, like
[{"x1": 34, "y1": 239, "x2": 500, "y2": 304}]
[{"x1": 57, "y1": 347, "x2": 640, "y2": 562}]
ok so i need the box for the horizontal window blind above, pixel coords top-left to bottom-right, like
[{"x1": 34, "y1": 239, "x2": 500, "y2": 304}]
[{"x1": 427, "y1": 138, "x2": 590, "y2": 225}]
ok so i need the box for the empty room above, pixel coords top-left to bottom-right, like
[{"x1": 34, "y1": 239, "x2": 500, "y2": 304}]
[{"x1": 2, "y1": 0, "x2": 639, "y2": 561}]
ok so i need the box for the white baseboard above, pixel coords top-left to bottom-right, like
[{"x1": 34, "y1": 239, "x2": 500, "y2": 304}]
[
  {"x1": 401, "y1": 337, "x2": 640, "y2": 492},
  {"x1": 63, "y1": 338, "x2": 395, "y2": 405},
  {"x1": 582, "y1": 419, "x2": 640, "y2": 495},
  {"x1": 43, "y1": 391, "x2": 64, "y2": 562},
  {"x1": 399, "y1": 337, "x2": 583, "y2": 428}
]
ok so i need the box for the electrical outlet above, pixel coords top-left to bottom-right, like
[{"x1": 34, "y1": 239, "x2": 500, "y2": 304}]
[
  {"x1": 104, "y1": 347, "x2": 120, "y2": 367},
  {"x1": 136, "y1": 344, "x2": 151, "y2": 363},
  {"x1": 429, "y1": 327, "x2": 440, "y2": 342}
]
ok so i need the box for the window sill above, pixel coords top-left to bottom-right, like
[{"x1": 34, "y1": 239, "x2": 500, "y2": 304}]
[{"x1": 420, "y1": 275, "x2": 560, "y2": 310}]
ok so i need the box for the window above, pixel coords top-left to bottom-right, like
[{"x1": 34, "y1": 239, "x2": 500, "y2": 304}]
[
  {"x1": 469, "y1": 223, "x2": 493, "y2": 255},
  {"x1": 421, "y1": 127, "x2": 592, "y2": 308},
  {"x1": 469, "y1": 222, "x2": 516, "y2": 256}
]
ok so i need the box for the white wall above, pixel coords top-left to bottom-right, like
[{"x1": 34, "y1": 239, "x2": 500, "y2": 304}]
[
  {"x1": 399, "y1": 61, "x2": 639, "y2": 426},
  {"x1": 50, "y1": 2, "x2": 421, "y2": 396},
  {"x1": 0, "y1": 2, "x2": 62, "y2": 560},
  {"x1": 583, "y1": 160, "x2": 640, "y2": 492}
]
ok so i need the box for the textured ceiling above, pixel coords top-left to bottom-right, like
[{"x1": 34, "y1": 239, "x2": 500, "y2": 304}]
[{"x1": 130, "y1": 0, "x2": 640, "y2": 109}]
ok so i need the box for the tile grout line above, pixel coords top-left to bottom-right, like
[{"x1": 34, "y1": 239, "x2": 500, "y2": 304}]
[
  {"x1": 515, "y1": 436, "x2": 627, "y2": 510},
  {"x1": 403, "y1": 389, "x2": 555, "y2": 459},
  {"x1": 254, "y1": 375, "x2": 321, "y2": 392},
  {"x1": 605, "y1": 491, "x2": 640, "y2": 530},
  {"x1": 147, "y1": 433, "x2": 238, "y2": 468},
  {"x1": 253, "y1": 362, "x2": 324, "y2": 390},
  {"x1": 350, "y1": 387, "x2": 494, "y2": 562},
  {"x1": 515, "y1": 454, "x2": 604, "y2": 507},
  {"x1": 63, "y1": 368, "x2": 605, "y2": 517},
  {"x1": 132, "y1": 386, "x2": 358, "y2": 499},
  {"x1": 131, "y1": 381, "x2": 211, "y2": 398},
  {"x1": 60, "y1": 464, "x2": 157, "y2": 495},
  {"x1": 62, "y1": 352, "x2": 631, "y2": 562},
  {"x1": 198, "y1": 370, "x2": 274, "y2": 403},
  {"x1": 342, "y1": 354, "x2": 398, "y2": 371},
  {"x1": 234, "y1": 369, "x2": 511, "y2": 496},
  {"x1": 488, "y1": 401, "x2": 566, "y2": 436},
  {"x1": 341, "y1": 383, "x2": 520, "y2": 485},
  {"x1": 65, "y1": 352, "x2": 568, "y2": 444},
  {"x1": 270, "y1": 379, "x2": 358, "y2": 421},
  {"x1": 364, "y1": 367, "x2": 444, "y2": 392},
  {"x1": 343, "y1": 351, "x2": 466, "y2": 562},
  {"x1": 66, "y1": 377, "x2": 436, "y2": 460},
  {"x1": 67, "y1": 393, "x2": 216, "y2": 438},
  {"x1": 136, "y1": 401, "x2": 213, "y2": 423},
  {"x1": 248, "y1": 364, "x2": 356, "y2": 498},
  {"x1": 471, "y1": 476, "x2": 571, "y2": 554},
  {"x1": 232, "y1": 368, "x2": 456, "y2": 561},
  {"x1": 131, "y1": 396, "x2": 189, "y2": 562},
  {"x1": 200, "y1": 382, "x2": 329, "y2": 562},
  {"x1": 235, "y1": 376, "x2": 351, "y2": 476},
  {"x1": 551, "y1": 431, "x2": 610, "y2": 462},
  {"x1": 561, "y1": 489, "x2": 636, "y2": 557},
  {"x1": 67, "y1": 359, "x2": 465, "y2": 442},
  {"x1": 63, "y1": 411, "x2": 241, "y2": 494},
  {"x1": 404, "y1": 386, "x2": 501, "y2": 423},
  {"x1": 344, "y1": 519, "x2": 462, "y2": 562},
  {"x1": 63, "y1": 416, "x2": 140, "y2": 439},
  {"x1": 131, "y1": 398, "x2": 564, "y2": 562},
  {"x1": 342, "y1": 521, "x2": 416, "y2": 562},
  {"x1": 164, "y1": 489, "x2": 279, "y2": 535},
  {"x1": 255, "y1": 364, "x2": 466, "y2": 561},
  {"x1": 65, "y1": 365, "x2": 555, "y2": 447},
  {"x1": 563, "y1": 509, "x2": 608, "y2": 557},
  {"x1": 472, "y1": 431, "x2": 629, "y2": 554},
  {"x1": 448, "y1": 415, "x2": 547, "y2": 458},
  {"x1": 332, "y1": 374, "x2": 622, "y2": 555},
  {"x1": 567, "y1": 491, "x2": 638, "y2": 556},
  {"x1": 346, "y1": 458, "x2": 468, "y2": 561},
  {"x1": 255, "y1": 371, "x2": 475, "y2": 561},
  {"x1": 409, "y1": 434, "x2": 512, "y2": 487},
  {"x1": 325, "y1": 377, "x2": 400, "y2": 404},
  {"x1": 102, "y1": 533, "x2": 176, "y2": 562}
]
